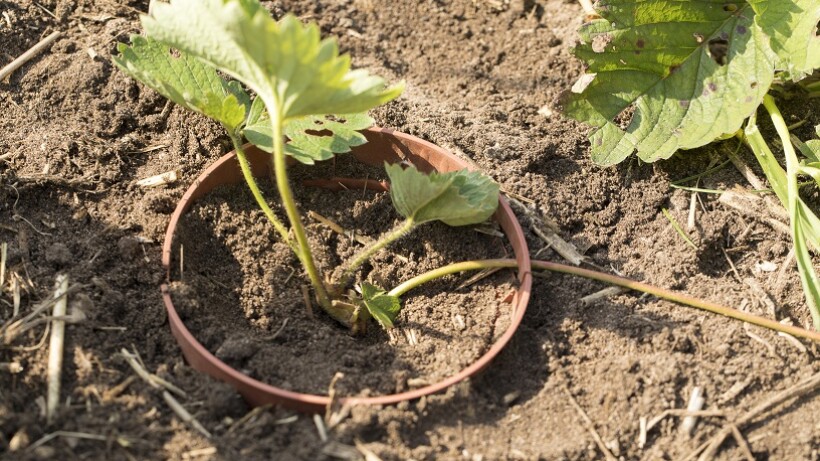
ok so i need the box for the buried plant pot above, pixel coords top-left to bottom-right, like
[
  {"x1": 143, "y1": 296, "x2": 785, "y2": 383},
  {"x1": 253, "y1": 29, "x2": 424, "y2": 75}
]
[{"x1": 161, "y1": 127, "x2": 532, "y2": 413}]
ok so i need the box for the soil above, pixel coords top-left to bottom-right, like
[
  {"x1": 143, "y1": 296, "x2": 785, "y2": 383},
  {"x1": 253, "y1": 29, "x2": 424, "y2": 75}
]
[{"x1": 1, "y1": 1, "x2": 819, "y2": 460}]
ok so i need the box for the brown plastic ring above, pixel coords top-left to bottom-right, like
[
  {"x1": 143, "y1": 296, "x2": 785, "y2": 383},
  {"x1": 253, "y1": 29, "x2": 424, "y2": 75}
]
[{"x1": 161, "y1": 127, "x2": 532, "y2": 413}]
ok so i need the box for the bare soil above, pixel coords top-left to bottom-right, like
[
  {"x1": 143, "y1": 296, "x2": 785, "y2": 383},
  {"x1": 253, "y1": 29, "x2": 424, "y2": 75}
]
[{"x1": 1, "y1": 1, "x2": 819, "y2": 460}]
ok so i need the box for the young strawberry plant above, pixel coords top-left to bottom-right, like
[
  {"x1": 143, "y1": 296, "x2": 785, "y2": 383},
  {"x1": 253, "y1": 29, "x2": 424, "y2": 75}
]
[
  {"x1": 561, "y1": 0, "x2": 820, "y2": 329},
  {"x1": 114, "y1": 0, "x2": 499, "y2": 333}
]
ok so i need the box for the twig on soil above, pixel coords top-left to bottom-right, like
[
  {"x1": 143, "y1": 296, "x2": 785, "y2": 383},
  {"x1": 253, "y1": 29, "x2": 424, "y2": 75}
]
[
  {"x1": 120, "y1": 348, "x2": 186, "y2": 397},
  {"x1": 720, "y1": 247, "x2": 741, "y2": 282},
  {"x1": 313, "y1": 414, "x2": 328, "y2": 442},
  {"x1": 1, "y1": 242, "x2": 6, "y2": 288},
  {"x1": 354, "y1": 439, "x2": 384, "y2": 461},
  {"x1": 456, "y1": 267, "x2": 502, "y2": 290},
  {"x1": 33, "y1": 2, "x2": 58, "y2": 19},
  {"x1": 135, "y1": 170, "x2": 178, "y2": 188},
  {"x1": 263, "y1": 317, "x2": 289, "y2": 341},
  {"x1": 12, "y1": 277, "x2": 20, "y2": 317},
  {"x1": 688, "y1": 190, "x2": 698, "y2": 230},
  {"x1": 28, "y1": 431, "x2": 132, "y2": 452},
  {"x1": 563, "y1": 386, "x2": 617, "y2": 461},
  {"x1": 181, "y1": 447, "x2": 217, "y2": 460},
  {"x1": 662, "y1": 208, "x2": 697, "y2": 249},
  {"x1": 308, "y1": 211, "x2": 374, "y2": 246},
  {"x1": 509, "y1": 198, "x2": 584, "y2": 265},
  {"x1": 102, "y1": 375, "x2": 137, "y2": 402},
  {"x1": 301, "y1": 284, "x2": 314, "y2": 319},
  {"x1": 679, "y1": 387, "x2": 706, "y2": 436},
  {"x1": 579, "y1": 286, "x2": 626, "y2": 306},
  {"x1": 729, "y1": 425, "x2": 755, "y2": 461},
  {"x1": 685, "y1": 371, "x2": 820, "y2": 461},
  {"x1": 227, "y1": 405, "x2": 272, "y2": 434},
  {"x1": 777, "y1": 319, "x2": 808, "y2": 353},
  {"x1": 120, "y1": 348, "x2": 210, "y2": 438},
  {"x1": 163, "y1": 391, "x2": 212, "y2": 439},
  {"x1": 644, "y1": 408, "x2": 725, "y2": 436},
  {"x1": 0, "y1": 31, "x2": 62, "y2": 81},
  {"x1": 45, "y1": 275, "x2": 68, "y2": 423},
  {"x1": 326, "y1": 372, "x2": 351, "y2": 430},
  {"x1": 719, "y1": 377, "x2": 754, "y2": 405}
]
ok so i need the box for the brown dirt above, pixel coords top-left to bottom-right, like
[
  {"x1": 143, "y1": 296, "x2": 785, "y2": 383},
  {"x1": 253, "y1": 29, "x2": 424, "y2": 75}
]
[{"x1": 1, "y1": 1, "x2": 819, "y2": 460}]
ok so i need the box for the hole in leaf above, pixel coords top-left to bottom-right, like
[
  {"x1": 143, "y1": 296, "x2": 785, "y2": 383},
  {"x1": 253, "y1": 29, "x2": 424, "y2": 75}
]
[
  {"x1": 305, "y1": 129, "x2": 331, "y2": 137},
  {"x1": 750, "y1": 82, "x2": 758, "y2": 89},
  {"x1": 723, "y1": 3, "x2": 737, "y2": 12},
  {"x1": 707, "y1": 38, "x2": 729, "y2": 66},
  {"x1": 169, "y1": 48, "x2": 181, "y2": 59}
]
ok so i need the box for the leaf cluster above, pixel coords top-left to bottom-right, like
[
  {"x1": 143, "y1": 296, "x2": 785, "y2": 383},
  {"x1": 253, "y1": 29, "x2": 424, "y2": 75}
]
[{"x1": 562, "y1": 0, "x2": 819, "y2": 164}]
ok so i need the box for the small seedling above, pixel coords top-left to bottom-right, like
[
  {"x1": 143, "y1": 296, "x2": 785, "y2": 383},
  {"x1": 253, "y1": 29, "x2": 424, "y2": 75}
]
[{"x1": 114, "y1": 0, "x2": 499, "y2": 332}]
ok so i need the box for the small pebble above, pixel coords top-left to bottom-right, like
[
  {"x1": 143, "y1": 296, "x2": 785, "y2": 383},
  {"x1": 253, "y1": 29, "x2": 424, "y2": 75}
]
[{"x1": 503, "y1": 391, "x2": 520, "y2": 406}]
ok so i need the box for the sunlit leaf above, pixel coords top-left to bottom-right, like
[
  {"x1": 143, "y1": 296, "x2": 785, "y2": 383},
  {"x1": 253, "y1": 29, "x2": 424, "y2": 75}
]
[
  {"x1": 113, "y1": 35, "x2": 249, "y2": 131},
  {"x1": 243, "y1": 102, "x2": 374, "y2": 164},
  {"x1": 386, "y1": 163, "x2": 499, "y2": 227},
  {"x1": 142, "y1": 1, "x2": 403, "y2": 121}
]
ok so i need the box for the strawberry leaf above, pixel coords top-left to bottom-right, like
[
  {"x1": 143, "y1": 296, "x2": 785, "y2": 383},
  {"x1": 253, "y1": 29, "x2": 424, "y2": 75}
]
[
  {"x1": 141, "y1": 1, "x2": 403, "y2": 121},
  {"x1": 748, "y1": 0, "x2": 820, "y2": 80},
  {"x1": 386, "y1": 163, "x2": 499, "y2": 226},
  {"x1": 113, "y1": 35, "x2": 249, "y2": 131},
  {"x1": 361, "y1": 282, "x2": 401, "y2": 329},
  {"x1": 562, "y1": 0, "x2": 776, "y2": 165},
  {"x1": 243, "y1": 99, "x2": 374, "y2": 164}
]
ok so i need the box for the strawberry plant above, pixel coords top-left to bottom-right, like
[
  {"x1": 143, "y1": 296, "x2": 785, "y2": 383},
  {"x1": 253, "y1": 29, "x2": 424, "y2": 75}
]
[
  {"x1": 561, "y1": 0, "x2": 820, "y2": 329},
  {"x1": 114, "y1": 0, "x2": 499, "y2": 332}
]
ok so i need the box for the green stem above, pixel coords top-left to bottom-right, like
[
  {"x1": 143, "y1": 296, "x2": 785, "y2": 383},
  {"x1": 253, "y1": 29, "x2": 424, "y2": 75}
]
[
  {"x1": 270, "y1": 111, "x2": 331, "y2": 310},
  {"x1": 761, "y1": 95, "x2": 820, "y2": 330},
  {"x1": 389, "y1": 259, "x2": 820, "y2": 342},
  {"x1": 338, "y1": 218, "x2": 416, "y2": 286},
  {"x1": 228, "y1": 133, "x2": 295, "y2": 252}
]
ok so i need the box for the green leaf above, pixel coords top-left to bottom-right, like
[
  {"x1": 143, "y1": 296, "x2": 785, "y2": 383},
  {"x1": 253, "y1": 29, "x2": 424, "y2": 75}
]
[
  {"x1": 141, "y1": 0, "x2": 403, "y2": 121},
  {"x1": 562, "y1": 1, "x2": 776, "y2": 165},
  {"x1": 113, "y1": 35, "x2": 249, "y2": 131},
  {"x1": 243, "y1": 106, "x2": 374, "y2": 164},
  {"x1": 361, "y1": 282, "x2": 401, "y2": 329},
  {"x1": 748, "y1": 0, "x2": 820, "y2": 80},
  {"x1": 386, "y1": 163, "x2": 499, "y2": 227}
]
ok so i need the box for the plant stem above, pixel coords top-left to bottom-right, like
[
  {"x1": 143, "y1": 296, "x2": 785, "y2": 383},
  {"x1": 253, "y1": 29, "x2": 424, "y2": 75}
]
[
  {"x1": 761, "y1": 95, "x2": 820, "y2": 330},
  {"x1": 228, "y1": 133, "x2": 295, "y2": 252},
  {"x1": 338, "y1": 218, "x2": 415, "y2": 286},
  {"x1": 388, "y1": 259, "x2": 820, "y2": 342},
  {"x1": 270, "y1": 110, "x2": 331, "y2": 310}
]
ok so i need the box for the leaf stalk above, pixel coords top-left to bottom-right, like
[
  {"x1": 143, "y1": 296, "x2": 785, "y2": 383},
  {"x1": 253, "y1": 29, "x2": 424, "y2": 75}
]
[
  {"x1": 228, "y1": 133, "x2": 296, "y2": 252},
  {"x1": 338, "y1": 218, "x2": 416, "y2": 286},
  {"x1": 389, "y1": 259, "x2": 820, "y2": 342},
  {"x1": 269, "y1": 105, "x2": 331, "y2": 310}
]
